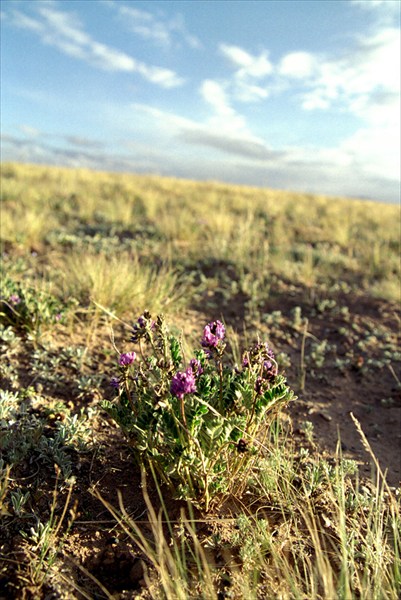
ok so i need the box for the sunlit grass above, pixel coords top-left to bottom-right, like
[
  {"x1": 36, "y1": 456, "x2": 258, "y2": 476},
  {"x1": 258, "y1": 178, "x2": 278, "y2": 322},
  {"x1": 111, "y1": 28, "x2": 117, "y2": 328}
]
[
  {"x1": 0, "y1": 203, "x2": 59, "y2": 249},
  {"x1": 57, "y1": 250, "x2": 190, "y2": 317},
  {"x1": 2, "y1": 161, "x2": 399, "y2": 303}
]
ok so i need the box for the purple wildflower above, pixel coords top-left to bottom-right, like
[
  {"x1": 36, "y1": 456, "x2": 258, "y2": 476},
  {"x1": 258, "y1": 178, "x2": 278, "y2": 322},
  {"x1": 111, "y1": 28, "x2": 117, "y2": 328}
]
[
  {"x1": 118, "y1": 352, "x2": 136, "y2": 366},
  {"x1": 266, "y1": 344, "x2": 275, "y2": 357},
  {"x1": 131, "y1": 313, "x2": 155, "y2": 342},
  {"x1": 110, "y1": 377, "x2": 120, "y2": 389},
  {"x1": 170, "y1": 367, "x2": 197, "y2": 400},
  {"x1": 189, "y1": 358, "x2": 203, "y2": 377},
  {"x1": 9, "y1": 294, "x2": 21, "y2": 305},
  {"x1": 255, "y1": 376, "x2": 267, "y2": 395},
  {"x1": 245, "y1": 341, "x2": 278, "y2": 386},
  {"x1": 201, "y1": 320, "x2": 225, "y2": 349},
  {"x1": 262, "y1": 357, "x2": 277, "y2": 382}
]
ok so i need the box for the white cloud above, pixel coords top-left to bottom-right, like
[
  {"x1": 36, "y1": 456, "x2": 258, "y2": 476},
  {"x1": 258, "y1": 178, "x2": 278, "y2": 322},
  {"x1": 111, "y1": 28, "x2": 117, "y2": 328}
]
[
  {"x1": 3, "y1": 2, "x2": 399, "y2": 202},
  {"x1": 1, "y1": 132, "x2": 160, "y2": 173},
  {"x1": 217, "y1": 22, "x2": 398, "y2": 120},
  {"x1": 200, "y1": 80, "x2": 248, "y2": 132},
  {"x1": 131, "y1": 103, "x2": 276, "y2": 161},
  {"x1": 19, "y1": 124, "x2": 41, "y2": 137},
  {"x1": 135, "y1": 63, "x2": 184, "y2": 88},
  {"x1": 234, "y1": 82, "x2": 269, "y2": 102},
  {"x1": 9, "y1": 3, "x2": 184, "y2": 86},
  {"x1": 108, "y1": 2, "x2": 201, "y2": 49},
  {"x1": 280, "y1": 24, "x2": 400, "y2": 185},
  {"x1": 345, "y1": 28, "x2": 399, "y2": 95},
  {"x1": 119, "y1": 6, "x2": 171, "y2": 47},
  {"x1": 65, "y1": 135, "x2": 104, "y2": 149},
  {"x1": 220, "y1": 44, "x2": 272, "y2": 78},
  {"x1": 278, "y1": 51, "x2": 317, "y2": 79},
  {"x1": 2, "y1": 120, "x2": 398, "y2": 202},
  {"x1": 352, "y1": 0, "x2": 388, "y2": 5},
  {"x1": 219, "y1": 43, "x2": 272, "y2": 102},
  {"x1": 197, "y1": 60, "x2": 271, "y2": 151},
  {"x1": 279, "y1": 26, "x2": 399, "y2": 115},
  {"x1": 9, "y1": 10, "x2": 44, "y2": 34},
  {"x1": 200, "y1": 80, "x2": 236, "y2": 118},
  {"x1": 180, "y1": 129, "x2": 280, "y2": 161},
  {"x1": 351, "y1": 0, "x2": 400, "y2": 12},
  {"x1": 340, "y1": 125, "x2": 400, "y2": 180},
  {"x1": 126, "y1": 100, "x2": 400, "y2": 201}
]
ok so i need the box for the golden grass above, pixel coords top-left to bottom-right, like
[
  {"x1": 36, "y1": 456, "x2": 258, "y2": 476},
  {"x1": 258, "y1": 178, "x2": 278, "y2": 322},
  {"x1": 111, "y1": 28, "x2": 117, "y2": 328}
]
[{"x1": 55, "y1": 250, "x2": 189, "y2": 316}]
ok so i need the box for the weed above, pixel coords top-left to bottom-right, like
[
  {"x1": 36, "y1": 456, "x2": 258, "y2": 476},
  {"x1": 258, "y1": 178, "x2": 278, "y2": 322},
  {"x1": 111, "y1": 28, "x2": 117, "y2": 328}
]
[
  {"x1": 0, "y1": 388, "x2": 92, "y2": 477},
  {"x1": 101, "y1": 313, "x2": 295, "y2": 510},
  {"x1": 0, "y1": 275, "x2": 68, "y2": 343},
  {"x1": 309, "y1": 339, "x2": 330, "y2": 369},
  {"x1": 10, "y1": 488, "x2": 31, "y2": 517},
  {"x1": 58, "y1": 250, "x2": 189, "y2": 316},
  {"x1": 93, "y1": 469, "x2": 218, "y2": 600},
  {"x1": 300, "y1": 420, "x2": 315, "y2": 444},
  {"x1": 19, "y1": 468, "x2": 77, "y2": 591}
]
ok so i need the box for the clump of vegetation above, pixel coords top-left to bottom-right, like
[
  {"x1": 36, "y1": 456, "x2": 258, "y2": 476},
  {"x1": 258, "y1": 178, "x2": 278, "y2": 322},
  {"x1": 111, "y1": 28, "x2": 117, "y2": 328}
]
[
  {"x1": 0, "y1": 275, "x2": 68, "y2": 343},
  {"x1": 102, "y1": 312, "x2": 294, "y2": 510}
]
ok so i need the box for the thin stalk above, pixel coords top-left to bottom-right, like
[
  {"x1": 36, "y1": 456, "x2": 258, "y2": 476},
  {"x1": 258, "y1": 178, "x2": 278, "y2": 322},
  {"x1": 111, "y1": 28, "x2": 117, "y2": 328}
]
[
  {"x1": 123, "y1": 375, "x2": 136, "y2": 414},
  {"x1": 300, "y1": 318, "x2": 308, "y2": 392},
  {"x1": 180, "y1": 396, "x2": 188, "y2": 427},
  {"x1": 218, "y1": 359, "x2": 223, "y2": 411}
]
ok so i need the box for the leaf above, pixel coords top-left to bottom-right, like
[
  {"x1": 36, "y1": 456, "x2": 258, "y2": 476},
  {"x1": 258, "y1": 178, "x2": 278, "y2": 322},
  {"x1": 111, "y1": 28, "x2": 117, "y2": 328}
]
[{"x1": 169, "y1": 335, "x2": 182, "y2": 367}]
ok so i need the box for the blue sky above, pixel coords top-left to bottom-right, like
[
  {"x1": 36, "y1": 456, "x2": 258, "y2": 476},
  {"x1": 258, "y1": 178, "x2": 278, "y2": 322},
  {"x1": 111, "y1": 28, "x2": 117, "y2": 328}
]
[{"x1": 1, "y1": 0, "x2": 400, "y2": 202}]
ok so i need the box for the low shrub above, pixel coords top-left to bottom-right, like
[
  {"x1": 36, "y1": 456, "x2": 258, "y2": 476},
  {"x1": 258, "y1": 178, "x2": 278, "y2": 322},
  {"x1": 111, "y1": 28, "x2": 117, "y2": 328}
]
[{"x1": 101, "y1": 313, "x2": 295, "y2": 510}]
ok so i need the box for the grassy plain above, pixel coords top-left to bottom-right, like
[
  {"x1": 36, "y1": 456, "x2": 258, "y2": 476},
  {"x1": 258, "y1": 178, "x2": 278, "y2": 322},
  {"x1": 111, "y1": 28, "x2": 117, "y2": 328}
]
[{"x1": 0, "y1": 162, "x2": 400, "y2": 598}]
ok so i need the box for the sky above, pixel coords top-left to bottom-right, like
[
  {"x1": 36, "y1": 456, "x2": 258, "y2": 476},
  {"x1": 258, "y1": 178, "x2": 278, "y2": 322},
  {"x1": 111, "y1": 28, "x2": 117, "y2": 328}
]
[{"x1": 1, "y1": 0, "x2": 400, "y2": 203}]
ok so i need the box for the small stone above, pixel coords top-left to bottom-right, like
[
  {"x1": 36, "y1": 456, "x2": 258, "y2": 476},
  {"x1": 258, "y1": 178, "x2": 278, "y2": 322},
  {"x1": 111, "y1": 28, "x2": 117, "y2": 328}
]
[{"x1": 319, "y1": 411, "x2": 332, "y2": 422}]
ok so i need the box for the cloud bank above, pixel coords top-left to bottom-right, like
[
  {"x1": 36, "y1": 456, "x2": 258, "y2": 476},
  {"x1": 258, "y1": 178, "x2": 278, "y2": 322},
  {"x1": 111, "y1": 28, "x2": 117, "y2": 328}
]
[{"x1": 10, "y1": 2, "x2": 184, "y2": 87}]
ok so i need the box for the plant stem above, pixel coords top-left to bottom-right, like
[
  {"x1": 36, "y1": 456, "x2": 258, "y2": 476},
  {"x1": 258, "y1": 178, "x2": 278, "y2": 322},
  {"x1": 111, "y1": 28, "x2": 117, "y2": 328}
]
[
  {"x1": 300, "y1": 318, "x2": 308, "y2": 392},
  {"x1": 180, "y1": 396, "x2": 187, "y2": 427},
  {"x1": 124, "y1": 377, "x2": 136, "y2": 414},
  {"x1": 218, "y1": 359, "x2": 223, "y2": 411}
]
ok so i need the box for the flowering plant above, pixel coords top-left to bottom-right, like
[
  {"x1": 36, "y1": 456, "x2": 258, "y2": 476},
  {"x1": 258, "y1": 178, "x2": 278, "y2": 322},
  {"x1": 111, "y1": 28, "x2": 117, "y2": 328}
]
[
  {"x1": 0, "y1": 276, "x2": 67, "y2": 341},
  {"x1": 101, "y1": 312, "x2": 295, "y2": 510}
]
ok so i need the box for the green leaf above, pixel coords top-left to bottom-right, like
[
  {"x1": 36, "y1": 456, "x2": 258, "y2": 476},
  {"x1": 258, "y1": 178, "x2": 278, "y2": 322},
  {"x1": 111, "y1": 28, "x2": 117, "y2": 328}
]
[{"x1": 169, "y1": 335, "x2": 182, "y2": 367}]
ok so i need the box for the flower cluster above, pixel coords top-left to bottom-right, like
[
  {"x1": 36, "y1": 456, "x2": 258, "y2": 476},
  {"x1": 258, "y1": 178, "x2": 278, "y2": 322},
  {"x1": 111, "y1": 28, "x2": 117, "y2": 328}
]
[
  {"x1": 118, "y1": 352, "x2": 136, "y2": 366},
  {"x1": 170, "y1": 367, "x2": 197, "y2": 400},
  {"x1": 189, "y1": 358, "x2": 203, "y2": 376},
  {"x1": 243, "y1": 341, "x2": 278, "y2": 395},
  {"x1": 130, "y1": 311, "x2": 155, "y2": 343},
  {"x1": 110, "y1": 376, "x2": 120, "y2": 389},
  {"x1": 201, "y1": 320, "x2": 225, "y2": 353}
]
